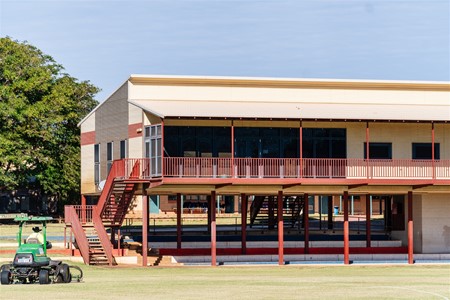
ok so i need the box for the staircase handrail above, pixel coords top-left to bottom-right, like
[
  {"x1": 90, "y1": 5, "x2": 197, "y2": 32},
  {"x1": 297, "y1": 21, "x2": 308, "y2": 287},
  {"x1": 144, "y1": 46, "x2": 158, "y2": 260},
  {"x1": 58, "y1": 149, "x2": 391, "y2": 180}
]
[
  {"x1": 93, "y1": 205, "x2": 116, "y2": 266},
  {"x1": 64, "y1": 205, "x2": 91, "y2": 265},
  {"x1": 97, "y1": 159, "x2": 126, "y2": 216},
  {"x1": 250, "y1": 196, "x2": 266, "y2": 226}
]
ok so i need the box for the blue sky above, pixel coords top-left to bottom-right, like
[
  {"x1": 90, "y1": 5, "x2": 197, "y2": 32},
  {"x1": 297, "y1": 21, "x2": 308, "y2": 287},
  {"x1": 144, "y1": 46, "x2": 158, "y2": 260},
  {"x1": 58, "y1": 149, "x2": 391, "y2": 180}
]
[{"x1": 1, "y1": 0, "x2": 449, "y2": 101}]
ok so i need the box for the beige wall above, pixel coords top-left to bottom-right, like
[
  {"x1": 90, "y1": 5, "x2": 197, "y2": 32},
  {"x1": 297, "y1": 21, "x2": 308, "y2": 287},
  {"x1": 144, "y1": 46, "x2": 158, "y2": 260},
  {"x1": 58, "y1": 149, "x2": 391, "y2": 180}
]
[
  {"x1": 129, "y1": 81, "x2": 450, "y2": 121},
  {"x1": 80, "y1": 144, "x2": 96, "y2": 194},
  {"x1": 95, "y1": 83, "x2": 129, "y2": 184},
  {"x1": 80, "y1": 112, "x2": 96, "y2": 194},
  {"x1": 130, "y1": 84, "x2": 449, "y2": 105},
  {"x1": 420, "y1": 194, "x2": 450, "y2": 253}
]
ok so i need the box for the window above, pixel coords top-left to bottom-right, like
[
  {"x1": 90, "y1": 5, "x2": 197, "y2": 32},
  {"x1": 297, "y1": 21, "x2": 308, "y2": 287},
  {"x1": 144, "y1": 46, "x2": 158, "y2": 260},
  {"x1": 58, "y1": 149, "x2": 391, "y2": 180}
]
[
  {"x1": 120, "y1": 140, "x2": 127, "y2": 159},
  {"x1": 107, "y1": 142, "x2": 113, "y2": 174},
  {"x1": 145, "y1": 124, "x2": 162, "y2": 176},
  {"x1": 364, "y1": 143, "x2": 392, "y2": 159},
  {"x1": 302, "y1": 128, "x2": 347, "y2": 158},
  {"x1": 163, "y1": 126, "x2": 231, "y2": 158},
  {"x1": 412, "y1": 143, "x2": 440, "y2": 160},
  {"x1": 94, "y1": 144, "x2": 100, "y2": 185}
]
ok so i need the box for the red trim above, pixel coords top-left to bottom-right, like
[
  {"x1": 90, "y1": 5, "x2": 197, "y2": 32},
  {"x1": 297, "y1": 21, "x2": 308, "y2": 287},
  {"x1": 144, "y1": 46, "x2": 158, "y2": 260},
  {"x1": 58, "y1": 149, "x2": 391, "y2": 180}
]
[
  {"x1": 128, "y1": 123, "x2": 143, "y2": 138},
  {"x1": 158, "y1": 247, "x2": 408, "y2": 256},
  {"x1": 80, "y1": 131, "x2": 95, "y2": 146},
  {"x1": 156, "y1": 177, "x2": 448, "y2": 186}
]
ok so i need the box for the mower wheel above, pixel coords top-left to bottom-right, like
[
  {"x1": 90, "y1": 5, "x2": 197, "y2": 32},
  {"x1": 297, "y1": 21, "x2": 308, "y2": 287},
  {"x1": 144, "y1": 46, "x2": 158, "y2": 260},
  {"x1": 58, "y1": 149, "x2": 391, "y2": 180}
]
[
  {"x1": 39, "y1": 269, "x2": 50, "y2": 285},
  {"x1": 1, "y1": 270, "x2": 12, "y2": 285},
  {"x1": 60, "y1": 263, "x2": 71, "y2": 283}
]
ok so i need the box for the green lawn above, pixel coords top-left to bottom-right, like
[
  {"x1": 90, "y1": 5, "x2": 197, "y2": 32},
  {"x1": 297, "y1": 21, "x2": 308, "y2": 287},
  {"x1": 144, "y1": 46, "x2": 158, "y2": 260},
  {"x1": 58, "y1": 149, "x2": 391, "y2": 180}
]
[{"x1": 1, "y1": 264, "x2": 449, "y2": 299}]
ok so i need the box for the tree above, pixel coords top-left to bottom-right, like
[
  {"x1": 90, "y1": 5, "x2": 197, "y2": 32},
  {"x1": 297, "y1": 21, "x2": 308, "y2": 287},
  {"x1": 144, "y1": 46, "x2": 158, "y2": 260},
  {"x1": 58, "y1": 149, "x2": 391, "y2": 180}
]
[{"x1": 0, "y1": 37, "x2": 99, "y2": 213}]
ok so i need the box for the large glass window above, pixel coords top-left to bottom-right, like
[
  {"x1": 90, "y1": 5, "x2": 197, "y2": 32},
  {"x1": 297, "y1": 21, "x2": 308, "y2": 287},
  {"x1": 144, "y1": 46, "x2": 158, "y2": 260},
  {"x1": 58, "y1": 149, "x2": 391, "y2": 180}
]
[
  {"x1": 302, "y1": 128, "x2": 347, "y2": 158},
  {"x1": 94, "y1": 144, "x2": 100, "y2": 185},
  {"x1": 364, "y1": 143, "x2": 392, "y2": 159},
  {"x1": 412, "y1": 143, "x2": 440, "y2": 160},
  {"x1": 164, "y1": 126, "x2": 231, "y2": 157},
  {"x1": 280, "y1": 128, "x2": 299, "y2": 158},
  {"x1": 145, "y1": 124, "x2": 162, "y2": 176}
]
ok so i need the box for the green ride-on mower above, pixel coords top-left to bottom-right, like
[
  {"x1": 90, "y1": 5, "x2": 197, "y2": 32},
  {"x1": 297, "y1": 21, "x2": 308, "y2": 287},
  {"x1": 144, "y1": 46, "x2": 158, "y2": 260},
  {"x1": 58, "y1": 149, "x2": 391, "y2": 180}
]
[{"x1": 0, "y1": 216, "x2": 83, "y2": 285}]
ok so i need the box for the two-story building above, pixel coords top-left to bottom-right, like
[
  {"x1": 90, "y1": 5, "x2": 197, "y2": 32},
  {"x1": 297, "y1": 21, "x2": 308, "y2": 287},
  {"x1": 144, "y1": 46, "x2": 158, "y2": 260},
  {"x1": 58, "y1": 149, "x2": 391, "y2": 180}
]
[{"x1": 67, "y1": 75, "x2": 450, "y2": 266}]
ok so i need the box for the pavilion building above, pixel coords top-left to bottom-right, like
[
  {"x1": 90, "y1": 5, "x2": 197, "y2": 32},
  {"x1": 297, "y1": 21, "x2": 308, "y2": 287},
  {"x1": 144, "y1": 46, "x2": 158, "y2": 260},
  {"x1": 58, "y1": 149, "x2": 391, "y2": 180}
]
[{"x1": 65, "y1": 75, "x2": 450, "y2": 266}]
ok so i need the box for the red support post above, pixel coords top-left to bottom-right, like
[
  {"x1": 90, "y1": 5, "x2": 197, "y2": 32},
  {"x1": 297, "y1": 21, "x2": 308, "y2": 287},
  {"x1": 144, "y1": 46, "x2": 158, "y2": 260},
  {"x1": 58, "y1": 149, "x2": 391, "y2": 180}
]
[
  {"x1": 142, "y1": 194, "x2": 149, "y2": 267},
  {"x1": 304, "y1": 193, "x2": 309, "y2": 254},
  {"x1": 231, "y1": 121, "x2": 235, "y2": 178},
  {"x1": 211, "y1": 191, "x2": 217, "y2": 267},
  {"x1": 366, "y1": 122, "x2": 370, "y2": 179},
  {"x1": 343, "y1": 191, "x2": 350, "y2": 265},
  {"x1": 408, "y1": 191, "x2": 414, "y2": 264},
  {"x1": 299, "y1": 121, "x2": 303, "y2": 178},
  {"x1": 432, "y1": 122, "x2": 435, "y2": 179},
  {"x1": 161, "y1": 121, "x2": 164, "y2": 177},
  {"x1": 177, "y1": 193, "x2": 182, "y2": 250},
  {"x1": 366, "y1": 194, "x2": 371, "y2": 248},
  {"x1": 81, "y1": 195, "x2": 86, "y2": 224},
  {"x1": 241, "y1": 193, "x2": 247, "y2": 254},
  {"x1": 277, "y1": 191, "x2": 284, "y2": 265}
]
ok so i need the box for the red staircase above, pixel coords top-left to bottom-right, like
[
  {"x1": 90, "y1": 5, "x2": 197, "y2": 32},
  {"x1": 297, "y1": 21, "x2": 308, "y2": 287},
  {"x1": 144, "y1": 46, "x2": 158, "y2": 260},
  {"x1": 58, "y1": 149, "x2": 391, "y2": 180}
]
[
  {"x1": 65, "y1": 159, "x2": 149, "y2": 266},
  {"x1": 249, "y1": 195, "x2": 305, "y2": 229}
]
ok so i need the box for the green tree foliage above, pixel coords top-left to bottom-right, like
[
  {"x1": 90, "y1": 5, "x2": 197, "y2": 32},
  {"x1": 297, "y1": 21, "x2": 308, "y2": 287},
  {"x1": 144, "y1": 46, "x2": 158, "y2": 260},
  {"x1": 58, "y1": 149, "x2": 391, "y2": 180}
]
[{"x1": 0, "y1": 37, "x2": 99, "y2": 211}]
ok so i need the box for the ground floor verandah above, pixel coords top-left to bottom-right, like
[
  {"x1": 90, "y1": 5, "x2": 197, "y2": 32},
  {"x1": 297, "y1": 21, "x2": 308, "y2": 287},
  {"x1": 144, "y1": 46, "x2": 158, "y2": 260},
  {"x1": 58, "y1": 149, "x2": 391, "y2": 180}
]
[{"x1": 138, "y1": 182, "x2": 428, "y2": 267}]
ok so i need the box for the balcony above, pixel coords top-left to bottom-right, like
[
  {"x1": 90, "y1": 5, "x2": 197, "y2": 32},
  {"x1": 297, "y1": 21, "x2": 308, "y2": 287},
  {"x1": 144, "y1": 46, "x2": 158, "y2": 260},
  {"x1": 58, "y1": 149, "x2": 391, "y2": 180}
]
[{"x1": 116, "y1": 158, "x2": 450, "y2": 181}]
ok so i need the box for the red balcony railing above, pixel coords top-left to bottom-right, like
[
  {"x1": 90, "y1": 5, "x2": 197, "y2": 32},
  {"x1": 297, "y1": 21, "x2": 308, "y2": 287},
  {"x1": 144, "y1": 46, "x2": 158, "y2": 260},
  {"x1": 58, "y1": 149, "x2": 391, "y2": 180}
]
[{"x1": 160, "y1": 157, "x2": 450, "y2": 180}]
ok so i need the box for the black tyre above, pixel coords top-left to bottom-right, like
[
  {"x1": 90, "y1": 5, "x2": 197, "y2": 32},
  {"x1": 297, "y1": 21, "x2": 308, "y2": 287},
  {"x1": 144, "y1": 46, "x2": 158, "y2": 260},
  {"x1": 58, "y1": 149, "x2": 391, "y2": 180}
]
[
  {"x1": 1, "y1": 270, "x2": 12, "y2": 285},
  {"x1": 54, "y1": 274, "x2": 64, "y2": 283},
  {"x1": 59, "y1": 264, "x2": 71, "y2": 283},
  {"x1": 39, "y1": 269, "x2": 50, "y2": 285},
  {"x1": 0, "y1": 264, "x2": 11, "y2": 272}
]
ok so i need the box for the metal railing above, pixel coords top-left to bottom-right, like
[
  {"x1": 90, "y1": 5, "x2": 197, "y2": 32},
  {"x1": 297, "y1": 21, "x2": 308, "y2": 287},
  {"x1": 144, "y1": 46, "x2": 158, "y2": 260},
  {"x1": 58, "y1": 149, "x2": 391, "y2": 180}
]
[{"x1": 161, "y1": 157, "x2": 450, "y2": 180}]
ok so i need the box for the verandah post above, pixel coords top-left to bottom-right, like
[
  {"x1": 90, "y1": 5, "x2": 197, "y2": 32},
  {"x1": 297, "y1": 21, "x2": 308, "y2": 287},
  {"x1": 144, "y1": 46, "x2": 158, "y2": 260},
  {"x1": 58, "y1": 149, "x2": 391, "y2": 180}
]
[
  {"x1": 408, "y1": 191, "x2": 414, "y2": 264},
  {"x1": 177, "y1": 193, "x2": 182, "y2": 250},
  {"x1": 241, "y1": 193, "x2": 247, "y2": 254},
  {"x1": 343, "y1": 191, "x2": 350, "y2": 264},
  {"x1": 142, "y1": 194, "x2": 149, "y2": 267},
  {"x1": 211, "y1": 191, "x2": 217, "y2": 267},
  {"x1": 277, "y1": 191, "x2": 284, "y2": 265}
]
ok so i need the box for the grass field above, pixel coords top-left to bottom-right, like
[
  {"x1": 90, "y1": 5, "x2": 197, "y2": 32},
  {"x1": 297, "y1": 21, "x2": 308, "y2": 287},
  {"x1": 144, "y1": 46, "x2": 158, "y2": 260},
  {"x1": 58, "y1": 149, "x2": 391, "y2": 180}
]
[{"x1": 1, "y1": 264, "x2": 449, "y2": 299}]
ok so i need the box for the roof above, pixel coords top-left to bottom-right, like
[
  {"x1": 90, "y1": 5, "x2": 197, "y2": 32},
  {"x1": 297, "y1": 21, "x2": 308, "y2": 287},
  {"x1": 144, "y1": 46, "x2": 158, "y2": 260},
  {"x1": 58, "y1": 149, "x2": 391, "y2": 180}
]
[
  {"x1": 79, "y1": 75, "x2": 450, "y2": 126},
  {"x1": 127, "y1": 75, "x2": 450, "y2": 122}
]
